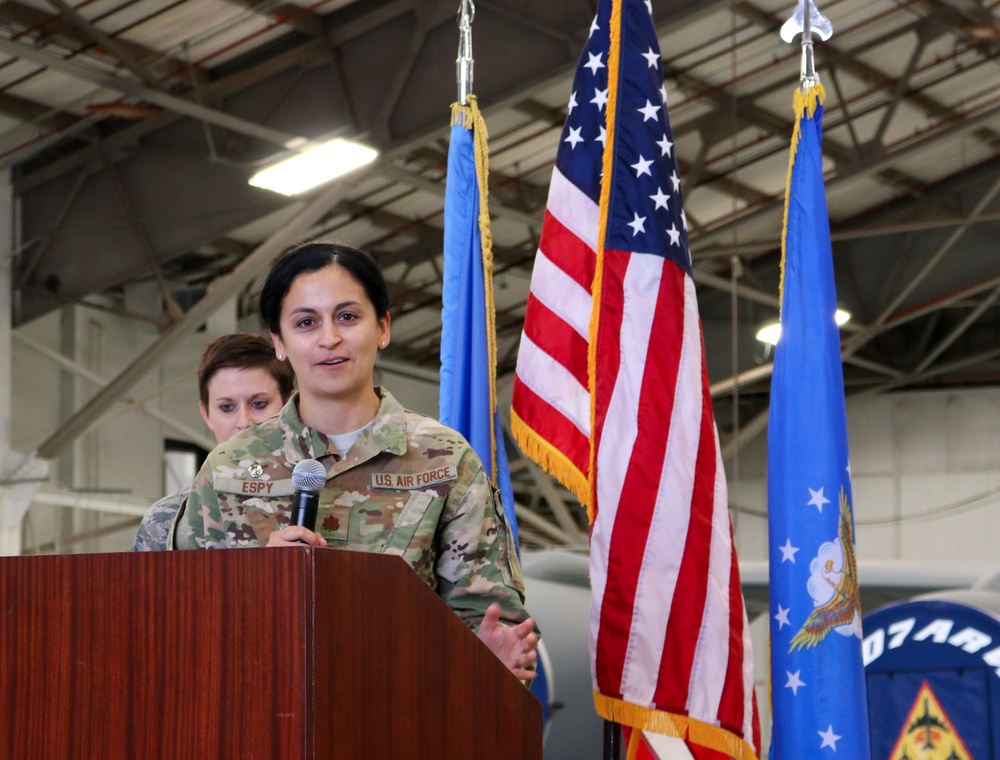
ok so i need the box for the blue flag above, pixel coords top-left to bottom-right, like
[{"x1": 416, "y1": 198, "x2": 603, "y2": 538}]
[
  {"x1": 767, "y1": 84, "x2": 871, "y2": 759},
  {"x1": 440, "y1": 98, "x2": 520, "y2": 553}
]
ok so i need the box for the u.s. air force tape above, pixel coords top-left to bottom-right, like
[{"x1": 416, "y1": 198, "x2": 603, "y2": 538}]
[{"x1": 371, "y1": 465, "x2": 458, "y2": 490}]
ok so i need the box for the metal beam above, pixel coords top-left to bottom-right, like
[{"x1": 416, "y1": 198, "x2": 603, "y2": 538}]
[
  {"x1": 693, "y1": 269, "x2": 779, "y2": 309},
  {"x1": 377, "y1": 162, "x2": 543, "y2": 228},
  {"x1": 221, "y1": 0, "x2": 326, "y2": 36},
  {"x1": 35, "y1": 176, "x2": 358, "y2": 459},
  {"x1": 104, "y1": 157, "x2": 183, "y2": 322},
  {"x1": 691, "y1": 89, "x2": 1000, "y2": 251},
  {"x1": 0, "y1": 164, "x2": 12, "y2": 524},
  {"x1": 0, "y1": 90, "x2": 79, "y2": 131},
  {"x1": 707, "y1": 338, "x2": 904, "y2": 408},
  {"x1": 857, "y1": 344, "x2": 1000, "y2": 398},
  {"x1": 0, "y1": 0, "x2": 190, "y2": 79},
  {"x1": 709, "y1": 363, "x2": 774, "y2": 398},
  {"x1": 15, "y1": 166, "x2": 91, "y2": 289},
  {"x1": 693, "y1": 207, "x2": 1000, "y2": 260},
  {"x1": 0, "y1": 33, "x2": 303, "y2": 150},
  {"x1": 31, "y1": 487, "x2": 149, "y2": 517},
  {"x1": 42, "y1": 0, "x2": 163, "y2": 87},
  {"x1": 721, "y1": 407, "x2": 769, "y2": 464},
  {"x1": 14, "y1": 332, "x2": 215, "y2": 451},
  {"x1": 912, "y1": 285, "x2": 1000, "y2": 375},
  {"x1": 870, "y1": 26, "x2": 928, "y2": 148},
  {"x1": 843, "y1": 354, "x2": 905, "y2": 379},
  {"x1": 843, "y1": 170, "x2": 1000, "y2": 358},
  {"x1": 27, "y1": 515, "x2": 141, "y2": 554},
  {"x1": 9, "y1": 35, "x2": 332, "y2": 188},
  {"x1": 514, "y1": 503, "x2": 586, "y2": 547},
  {"x1": 501, "y1": 418, "x2": 587, "y2": 541}
]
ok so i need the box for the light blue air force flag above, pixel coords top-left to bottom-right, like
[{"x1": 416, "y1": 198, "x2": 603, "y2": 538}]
[
  {"x1": 440, "y1": 105, "x2": 520, "y2": 553},
  {"x1": 767, "y1": 86, "x2": 871, "y2": 759}
]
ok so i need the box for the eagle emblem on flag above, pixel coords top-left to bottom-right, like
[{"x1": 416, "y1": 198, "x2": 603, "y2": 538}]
[{"x1": 790, "y1": 488, "x2": 862, "y2": 651}]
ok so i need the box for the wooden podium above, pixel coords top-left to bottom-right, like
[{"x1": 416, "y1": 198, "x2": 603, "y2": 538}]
[{"x1": 0, "y1": 548, "x2": 543, "y2": 759}]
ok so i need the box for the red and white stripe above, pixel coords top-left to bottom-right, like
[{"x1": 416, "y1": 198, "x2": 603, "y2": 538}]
[
  {"x1": 512, "y1": 168, "x2": 598, "y2": 481},
  {"x1": 588, "y1": 252, "x2": 758, "y2": 747}
]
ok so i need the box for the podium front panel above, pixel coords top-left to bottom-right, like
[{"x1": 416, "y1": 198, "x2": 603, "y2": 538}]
[{"x1": 0, "y1": 548, "x2": 542, "y2": 759}]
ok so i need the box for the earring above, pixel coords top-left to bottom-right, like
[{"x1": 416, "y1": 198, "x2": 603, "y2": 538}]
[
  {"x1": 380, "y1": 341, "x2": 385, "y2": 347},
  {"x1": 277, "y1": 353, "x2": 284, "y2": 360}
]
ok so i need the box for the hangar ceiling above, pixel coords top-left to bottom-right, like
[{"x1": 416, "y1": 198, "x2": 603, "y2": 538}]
[{"x1": 5, "y1": 0, "x2": 1000, "y2": 549}]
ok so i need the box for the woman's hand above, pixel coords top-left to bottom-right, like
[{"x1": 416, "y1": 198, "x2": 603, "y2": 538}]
[
  {"x1": 476, "y1": 602, "x2": 539, "y2": 681},
  {"x1": 266, "y1": 525, "x2": 328, "y2": 547}
]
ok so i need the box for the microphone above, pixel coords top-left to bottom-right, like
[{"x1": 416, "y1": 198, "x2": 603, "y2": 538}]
[{"x1": 289, "y1": 459, "x2": 327, "y2": 533}]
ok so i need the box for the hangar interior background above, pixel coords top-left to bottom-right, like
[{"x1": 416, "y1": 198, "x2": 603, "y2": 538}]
[{"x1": 2, "y1": 0, "x2": 1000, "y2": 753}]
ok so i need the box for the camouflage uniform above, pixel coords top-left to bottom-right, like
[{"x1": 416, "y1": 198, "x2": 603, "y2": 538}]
[
  {"x1": 174, "y1": 389, "x2": 528, "y2": 630},
  {"x1": 130, "y1": 487, "x2": 189, "y2": 552}
]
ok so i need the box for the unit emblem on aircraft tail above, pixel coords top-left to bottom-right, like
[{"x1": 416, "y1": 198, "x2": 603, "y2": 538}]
[{"x1": 889, "y1": 681, "x2": 971, "y2": 760}]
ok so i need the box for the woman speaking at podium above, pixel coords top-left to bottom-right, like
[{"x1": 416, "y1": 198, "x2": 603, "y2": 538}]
[{"x1": 173, "y1": 241, "x2": 537, "y2": 678}]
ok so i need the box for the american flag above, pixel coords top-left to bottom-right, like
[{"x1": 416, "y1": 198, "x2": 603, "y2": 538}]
[{"x1": 511, "y1": 0, "x2": 760, "y2": 757}]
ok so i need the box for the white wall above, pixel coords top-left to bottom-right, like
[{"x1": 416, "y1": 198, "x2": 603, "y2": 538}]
[
  {"x1": 11, "y1": 291, "x2": 250, "y2": 553},
  {"x1": 728, "y1": 386, "x2": 1000, "y2": 565}
]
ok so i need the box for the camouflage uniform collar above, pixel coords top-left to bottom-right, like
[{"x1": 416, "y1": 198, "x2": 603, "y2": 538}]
[{"x1": 279, "y1": 388, "x2": 409, "y2": 465}]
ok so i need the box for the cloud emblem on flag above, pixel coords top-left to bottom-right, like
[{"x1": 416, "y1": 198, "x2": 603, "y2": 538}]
[{"x1": 790, "y1": 488, "x2": 862, "y2": 651}]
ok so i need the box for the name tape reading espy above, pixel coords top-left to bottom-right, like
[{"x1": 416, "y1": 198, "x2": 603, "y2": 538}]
[{"x1": 215, "y1": 464, "x2": 458, "y2": 495}]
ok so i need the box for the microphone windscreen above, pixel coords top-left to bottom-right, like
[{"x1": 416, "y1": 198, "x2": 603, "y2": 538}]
[{"x1": 291, "y1": 459, "x2": 326, "y2": 493}]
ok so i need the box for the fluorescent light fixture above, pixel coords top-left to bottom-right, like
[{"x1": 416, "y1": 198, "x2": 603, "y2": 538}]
[
  {"x1": 249, "y1": 137, "x2": 378, "y2": 196},
  {"x1": 755, "y1": 321, "x2": 782, "y2": 346},
  {"x1": 755, "y1": 309, "x2": 852, "y2": 346}
]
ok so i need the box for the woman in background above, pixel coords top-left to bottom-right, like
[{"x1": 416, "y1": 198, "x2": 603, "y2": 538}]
[
  {"x1": 130, "y1": 333, "x2": 295, "y2": 551},
  {"x1": 174, "y1": 242, "x2": 537, "y2": 678}
]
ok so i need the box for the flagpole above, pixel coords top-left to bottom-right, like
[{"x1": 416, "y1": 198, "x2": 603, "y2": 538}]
[
  {"x1": 600, "y1": 0, "x2": 621, "y2": 752},
  {"x1": 779, "y1": 0, "x2": 834, "y2": 90},
  {"x1": 456, "y1": 0, "x2": 474, "y2": 105},
  {"x1": 799, "y1": 0, "x2": 816, "y2": 92},
  {"x1": 602, "y1": 720, "x2": 622, "y2": 760}
]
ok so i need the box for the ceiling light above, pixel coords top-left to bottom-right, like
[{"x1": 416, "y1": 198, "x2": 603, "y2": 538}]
[
  {"x1": 963, "y1": 22, "x2": 1000, "y2": 43},
  {"x1": 755, "y1": 309, "x2": 852, "y2": 346},
  {"x1": 756, "y1": 321, "x2": 782, "y2": 346},
  {"x1": 248, "y1": 138, "x2": 378, "y2": 196}
]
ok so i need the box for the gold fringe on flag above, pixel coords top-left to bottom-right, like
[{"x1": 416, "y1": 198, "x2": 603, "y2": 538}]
[
  {"x1": 778, "y1": 83, "x2": 826, "y2": 314},
  {"x1": 510, "y1": 409, "x2": 591, "y2": 507},
  {"x1": 594, "y1": 692, "x2": 760, "y2": 760},
  {"x1": 449, "y1": 95, "x2": 501, "y2": 486},
  {"x1": 625, "y1": 730, "x2": 641, "y2": 760}
]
